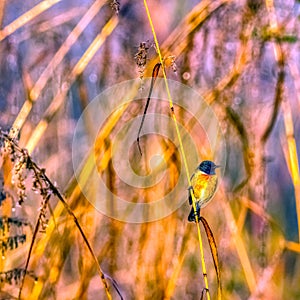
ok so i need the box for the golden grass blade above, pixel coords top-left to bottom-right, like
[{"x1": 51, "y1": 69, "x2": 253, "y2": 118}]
[
  {"x1": 281, "y1": 93, "x2": 300, "y2": 240},
  {"x1": 281, "y1": 131, "x2": 300, "y2": 240},
  {"x1": 35, "y1": 7, "x2": 84, "y2": 32},
  {"x1": 236, "y1": 204, "x2": 248, "y2": 233},
  {"x1": 288, "y1": 61, "x2": 300, "y2": 109},
  {"x1": 13, "y1": 0, "x2": 106, "y2": 132},
  {"x1": 18, "y1": 7, "x2": 86, "y2": 42},
  {"x1": 0, "y1": 0, "x2": 62, "y2": 41},
  {"x1": 200, "y1": 216, "x2": 222, "y2": 300},
  {"x1": 164, "y1": 230, "x2": 191, "y2": 300},
  {"x1": 220, "y1": 187, "x2": 257, "y2": 293},
  {"x1": 265, "y1": 0, "x2": 300, "y2": 242},
  {"x1": 71, "y1": 16, "x2": 117, "y2": 76},
  {"x1": 25, "y1": 16, "x2": 118, "y2": 154},
  {"x1": 0, "y1": 0, "x2": 6, "y2": 29},
  {"x1": 285, "y1": 241, "x2": 300, "y2": 253}
]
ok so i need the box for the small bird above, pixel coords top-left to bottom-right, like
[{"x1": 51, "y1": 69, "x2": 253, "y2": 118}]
[{"x1": 188, "y1": 160, "x2": 220, "y2": 222}]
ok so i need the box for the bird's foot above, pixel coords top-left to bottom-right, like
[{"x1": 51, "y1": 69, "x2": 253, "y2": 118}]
[
  {"x1": 187, "y1": 207, "x2": 201, "y2": 222},
  {"x1": 200, "y1": 288, "x2": 209, "y2": 300}
]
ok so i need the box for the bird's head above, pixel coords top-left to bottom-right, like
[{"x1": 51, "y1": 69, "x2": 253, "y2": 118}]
[{"x1": 198, "y1": 160, "x2": 220, "y2": 175}]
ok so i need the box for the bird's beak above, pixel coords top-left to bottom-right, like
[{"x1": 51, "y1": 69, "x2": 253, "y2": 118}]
[{"x1": 214, "y1": 165, "x2": 221, "y2": 169}]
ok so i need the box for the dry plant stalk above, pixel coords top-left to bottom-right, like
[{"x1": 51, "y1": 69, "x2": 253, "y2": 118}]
[
  {"x1": 0, "y1": 130, "x2": 122, "y2": 300},
  {"x1": 0, "y1": 0, "x2": 62, "y2": 41}
]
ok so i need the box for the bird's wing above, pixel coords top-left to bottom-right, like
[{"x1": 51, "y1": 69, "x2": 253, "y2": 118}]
[
  {"x1": 188, "y1": 172, "x2": 195, "y2": 205},
  {"x1": 190, "y1": 173, "x2": 195, "y2": 181},
  {"x1": 189, "y1": 192, "x2": 192, "y2": 205}
]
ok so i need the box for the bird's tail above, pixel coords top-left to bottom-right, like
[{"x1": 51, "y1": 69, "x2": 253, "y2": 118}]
[{"x1": 188, "y1": 206, "x2": 200, "y2": 222}]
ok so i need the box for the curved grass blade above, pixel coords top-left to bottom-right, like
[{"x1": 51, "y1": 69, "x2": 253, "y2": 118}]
[
  {"x1": 136, "y1": 62, "x2": 161, "y2": 155},
  {"x1": 200, "y1": 216, "x2": 221, "y2": 300},
  {"x1": 104, "y1": 273, "x2": 124, "y2": 300}
]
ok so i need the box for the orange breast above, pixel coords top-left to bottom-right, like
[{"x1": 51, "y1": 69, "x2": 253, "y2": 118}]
[
  {"x1": 191, "y1": 172, "x2": 209, "y2": 199},
  {"x1": 191, "y1": 172, "x2": 218, "y2": 207}
]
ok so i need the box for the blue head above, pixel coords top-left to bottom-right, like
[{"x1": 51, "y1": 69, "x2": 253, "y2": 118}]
[{"x1": 198, "y1": 160, "x2": 219, "y2": 175}]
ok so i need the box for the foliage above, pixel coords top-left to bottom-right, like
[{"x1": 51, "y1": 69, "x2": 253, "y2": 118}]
[{"x1": 0, "y1": 0, "x2": 300, "y2": 299}]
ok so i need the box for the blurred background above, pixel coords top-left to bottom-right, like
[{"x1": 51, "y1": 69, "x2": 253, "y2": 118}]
[{"x1": 0, "y1": 0, "x2": 300, "y2": 299}]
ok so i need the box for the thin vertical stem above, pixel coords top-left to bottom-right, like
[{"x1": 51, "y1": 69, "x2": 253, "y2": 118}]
[{"x1": 143, "y1": 1, "x2": 211, "y2": 298}]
